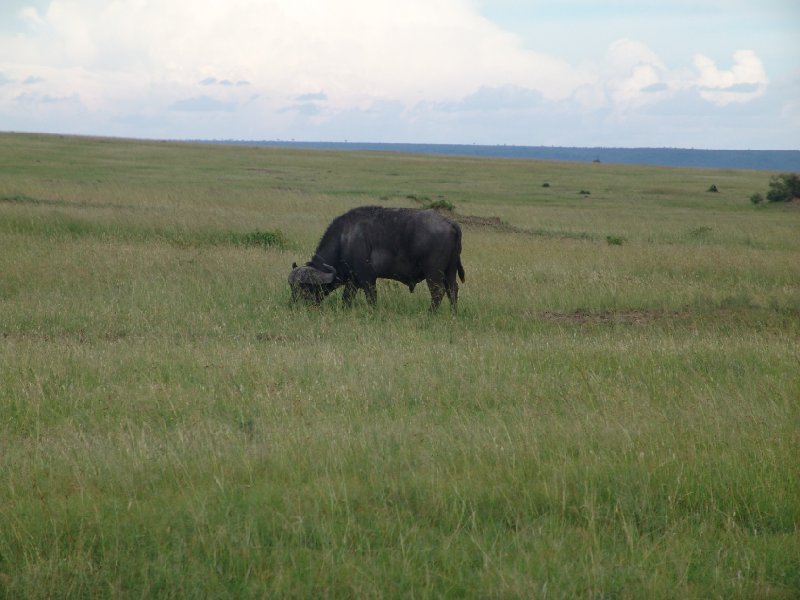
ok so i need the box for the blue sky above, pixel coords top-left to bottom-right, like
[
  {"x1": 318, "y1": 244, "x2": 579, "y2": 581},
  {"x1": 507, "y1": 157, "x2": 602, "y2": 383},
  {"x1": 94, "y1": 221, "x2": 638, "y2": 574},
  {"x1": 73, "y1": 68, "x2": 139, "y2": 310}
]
[{"x1": 1, "y1": 0, "x2": 798, "y2": 149}]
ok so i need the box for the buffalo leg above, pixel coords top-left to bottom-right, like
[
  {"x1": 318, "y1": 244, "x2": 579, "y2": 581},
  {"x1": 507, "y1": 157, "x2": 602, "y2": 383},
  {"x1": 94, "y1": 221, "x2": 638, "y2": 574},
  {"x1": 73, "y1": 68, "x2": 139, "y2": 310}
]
[
  {"x1": 444, "y1": 277, "x2": 458, "y2": 314},
  {"x1": 343, "y1": 282, "x2": 357, "y2": 307},
  {"x1": 363, "y1": 281, "x2": 378, "y2": 306},
  {"x1": 426, "y1": 277, "x2": 445, "y2": 312}
]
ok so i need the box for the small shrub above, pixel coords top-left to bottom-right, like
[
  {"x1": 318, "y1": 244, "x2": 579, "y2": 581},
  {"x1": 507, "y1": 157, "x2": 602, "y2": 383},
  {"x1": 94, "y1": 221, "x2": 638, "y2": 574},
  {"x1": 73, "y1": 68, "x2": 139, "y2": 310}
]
[
  {"x1": 690, "y1": 226, "x2": 713, "y2": 237},
  {"x1": 0, "y1": 194, "x2": 40, "y2": 205},
  {"x1": 766, "y1": 173, "x2": 800, "y2": 203},
  {"x1": 542, "y1": 182, "x2": 550, "y2": 188},
  {"x1": 750, "y1": 193, "x2": 764, "y2": 205},
  {"x1": 423, "y1": 198, "x2": 455, "y2": 212},
  {"x1": 606, "y1": 235, "x2": 625, "y2": 246},
  {"x1": 217, "y1": 229, "x2": 285, "y2": 249},
  {"x1": 708, "y1": 184, "x2": 719, "y2": 193},
  {"x1": 241, "y1": 229, "x2": 285, "y2": 248},
  {"x1": 405, "y1": 193, "x2": 455, "y2": 212},
  {"x1": 579, "y1": 190, "x2": 591, "y2": 196}
]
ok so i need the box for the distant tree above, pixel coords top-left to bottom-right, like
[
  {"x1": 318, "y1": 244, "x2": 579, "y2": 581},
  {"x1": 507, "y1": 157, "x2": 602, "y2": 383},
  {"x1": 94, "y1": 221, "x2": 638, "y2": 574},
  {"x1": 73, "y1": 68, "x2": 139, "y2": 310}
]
[{"x1": 766, "y1": 173, "x2": 800, "y2": 202}]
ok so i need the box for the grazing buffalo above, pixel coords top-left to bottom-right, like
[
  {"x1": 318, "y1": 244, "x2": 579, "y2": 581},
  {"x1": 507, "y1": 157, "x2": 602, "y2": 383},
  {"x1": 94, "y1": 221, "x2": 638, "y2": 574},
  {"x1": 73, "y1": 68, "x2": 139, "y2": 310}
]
[{"x1": 289, "y1": 206, "x2": 465, "y2": 312}]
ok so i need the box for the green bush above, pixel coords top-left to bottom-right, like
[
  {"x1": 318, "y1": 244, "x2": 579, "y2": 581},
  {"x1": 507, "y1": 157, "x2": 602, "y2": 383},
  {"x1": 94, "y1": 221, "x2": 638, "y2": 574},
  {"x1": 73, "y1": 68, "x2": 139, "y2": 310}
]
[
  {"x1": 750, "y1": 193, "x2": 764, "y2": 205},
  {"x1": 766, "y1": 173, "x2": 800, "y2": 203},
  {"x1": 407, "y1": 194, "x2": 455, "y2": 212},
  {"x1": 205, "y1": 229, "x2": 286, "y2": 249},
  {"x1": 236, "y1": 229, "x2": 286, "y2": 248},
  {"x1": 689, "y1": 226, "x2": 713, "y2": 237},
  {"x1": 423, "y1": 198, "x2": 455, "y2": 212}
]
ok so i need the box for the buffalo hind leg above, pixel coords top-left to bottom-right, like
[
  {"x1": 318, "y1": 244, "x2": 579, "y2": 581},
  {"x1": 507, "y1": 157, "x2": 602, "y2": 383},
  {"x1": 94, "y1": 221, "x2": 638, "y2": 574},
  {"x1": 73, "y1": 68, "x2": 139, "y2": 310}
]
[
  {"x1": 444, "y1": 277, "x2": 459, "y2": 314},
  {"x1": 426, "y1": 277, "x2": 445, "y2": 312}
]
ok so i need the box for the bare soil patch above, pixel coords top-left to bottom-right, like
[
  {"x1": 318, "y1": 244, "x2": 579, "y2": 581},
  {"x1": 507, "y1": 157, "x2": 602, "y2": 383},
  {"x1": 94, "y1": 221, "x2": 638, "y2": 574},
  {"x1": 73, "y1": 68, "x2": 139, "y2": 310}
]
[
  {"x1": 452, "y1": 212, "x2": 594, "y2": 241},
  {"x1": 454, "y1": 214, "x2": 525, "y2": 234},
  {"x1": 535, "y1": 309, "x2": 684, "y2": 325}
]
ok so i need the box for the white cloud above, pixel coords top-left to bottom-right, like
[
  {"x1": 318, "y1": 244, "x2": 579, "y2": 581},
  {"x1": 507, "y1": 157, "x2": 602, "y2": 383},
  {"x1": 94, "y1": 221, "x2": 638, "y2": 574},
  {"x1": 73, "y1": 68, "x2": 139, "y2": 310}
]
[
  {"x1": 692, "y1": 50, "x2": 768, "y2": 105},
  {"x1": 436, "y1": 85, "x2": 544, "y2": 113},
  {"x1": 572, "y1": 42, "x2": 770, "y2": 114},
  {"x1": 17, "y1": 6, "x2": 46, "y2": 28},
  {"x1": 0, "y1": 0, "x2": 788, "y2": 147},
  {"x1": 0, "y1": 0, "x2": 592, "y2": 111},
  {"x1": 169, "y1": 96, "x2": 236, "y2": 113},
  {"x1": 603, "y1": 39, "x2": 669, "y2": 109}
]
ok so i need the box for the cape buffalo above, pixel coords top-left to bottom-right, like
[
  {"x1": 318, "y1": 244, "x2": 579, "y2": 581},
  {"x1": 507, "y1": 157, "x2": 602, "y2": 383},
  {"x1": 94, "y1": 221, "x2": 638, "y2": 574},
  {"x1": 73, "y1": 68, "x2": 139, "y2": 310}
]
[{"x1": 289, "y1": 206, "x2": 465, "y2": 312}]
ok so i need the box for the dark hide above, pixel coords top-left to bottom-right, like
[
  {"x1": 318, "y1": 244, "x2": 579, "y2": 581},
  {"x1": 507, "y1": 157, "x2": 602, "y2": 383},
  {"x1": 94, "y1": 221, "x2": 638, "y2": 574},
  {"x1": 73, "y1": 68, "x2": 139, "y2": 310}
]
[{"x1": 288, "y1": 206, "x2": 465, "y2": 312}]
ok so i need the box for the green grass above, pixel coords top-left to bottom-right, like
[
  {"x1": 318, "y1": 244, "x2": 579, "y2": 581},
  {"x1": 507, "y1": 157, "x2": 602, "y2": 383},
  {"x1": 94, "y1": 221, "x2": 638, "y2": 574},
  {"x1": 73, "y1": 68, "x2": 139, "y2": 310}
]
[{"x1": 1, "y1": 132, "x2": 799, "y2": 598}]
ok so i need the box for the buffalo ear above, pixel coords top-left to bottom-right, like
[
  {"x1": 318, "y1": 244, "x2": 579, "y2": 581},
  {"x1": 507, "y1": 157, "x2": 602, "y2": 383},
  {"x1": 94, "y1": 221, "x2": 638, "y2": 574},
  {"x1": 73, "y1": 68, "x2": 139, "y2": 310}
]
[
  {"x1": 294, "y1": 266, "x2": 335, "y2": 285},
  {"x1": 317, "y1": 268, "x2": 336, "y2": 284},
  {"x1": 292, "y1": 262, "x2": 298, "y2": 269}
]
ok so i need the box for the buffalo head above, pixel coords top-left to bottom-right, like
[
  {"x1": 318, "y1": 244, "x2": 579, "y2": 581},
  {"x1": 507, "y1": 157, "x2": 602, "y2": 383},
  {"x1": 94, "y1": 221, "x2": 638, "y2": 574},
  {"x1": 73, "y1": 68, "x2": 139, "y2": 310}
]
[{"x1": 288, "y1": 261, "x2": 338, "y2": 304}]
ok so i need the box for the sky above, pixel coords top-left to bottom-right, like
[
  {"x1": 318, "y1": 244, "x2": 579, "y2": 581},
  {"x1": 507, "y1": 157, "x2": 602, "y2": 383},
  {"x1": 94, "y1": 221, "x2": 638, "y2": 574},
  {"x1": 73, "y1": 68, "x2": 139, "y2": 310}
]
[{"x1": 1, "y1": 0, "x2": 798, "y2": 149}]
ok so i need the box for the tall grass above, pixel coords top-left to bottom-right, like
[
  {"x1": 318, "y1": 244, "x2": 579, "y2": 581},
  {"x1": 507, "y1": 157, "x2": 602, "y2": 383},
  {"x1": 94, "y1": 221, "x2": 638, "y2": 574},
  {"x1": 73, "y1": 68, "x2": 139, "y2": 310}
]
[{"x1": 1, "y1": 133, "x2": 798, "y2": 598}]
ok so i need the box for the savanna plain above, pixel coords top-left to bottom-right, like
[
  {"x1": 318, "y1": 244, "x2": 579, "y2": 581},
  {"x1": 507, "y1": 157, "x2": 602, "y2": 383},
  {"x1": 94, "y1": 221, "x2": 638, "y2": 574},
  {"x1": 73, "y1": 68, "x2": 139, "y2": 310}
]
[{"x1": 0, "y1": 133, "x2": 798, "y2": 598}]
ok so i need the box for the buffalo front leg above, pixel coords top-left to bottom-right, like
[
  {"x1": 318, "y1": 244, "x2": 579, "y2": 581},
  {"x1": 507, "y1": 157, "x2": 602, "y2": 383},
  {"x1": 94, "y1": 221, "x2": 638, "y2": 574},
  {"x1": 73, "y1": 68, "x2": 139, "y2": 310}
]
[
  {"x1": 342, "y1": 282, "x2": 357, "y2": 307},
  {"x1": 363, "y1": 281, "x2": 378, "y2": 307}
]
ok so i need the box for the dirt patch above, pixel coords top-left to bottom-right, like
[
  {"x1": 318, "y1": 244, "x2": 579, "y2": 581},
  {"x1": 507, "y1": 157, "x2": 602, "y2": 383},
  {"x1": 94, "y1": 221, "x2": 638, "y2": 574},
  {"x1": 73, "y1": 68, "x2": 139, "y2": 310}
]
[
  {"x1": 536, "y1": 309, "x2": 683, "y2": 326},
  {"x1": 454, "y1": 214, "x2": 525, "y2": 234},
  {"x1": 255, "y1": 332, "x2": 293, "y2": 342},
  {"x1": 1, "y1": 330, "x2": 130, "y2": 343},
  {"x1": 454, "y1": 213, "x2": 594, "y2": 241}
]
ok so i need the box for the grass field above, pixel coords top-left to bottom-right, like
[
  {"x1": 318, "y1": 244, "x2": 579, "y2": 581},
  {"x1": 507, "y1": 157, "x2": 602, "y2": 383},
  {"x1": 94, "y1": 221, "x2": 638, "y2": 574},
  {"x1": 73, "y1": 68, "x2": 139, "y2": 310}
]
[{"x1": 1, "y1": 132, "x2": 798, "y2": 598}]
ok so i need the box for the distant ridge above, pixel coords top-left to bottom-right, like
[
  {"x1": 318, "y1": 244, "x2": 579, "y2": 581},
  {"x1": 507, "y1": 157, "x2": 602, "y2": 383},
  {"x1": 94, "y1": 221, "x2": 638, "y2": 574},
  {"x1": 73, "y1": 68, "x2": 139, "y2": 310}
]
[{"x1": 214, "y1": 141, "x2": 800, "y2": 171}]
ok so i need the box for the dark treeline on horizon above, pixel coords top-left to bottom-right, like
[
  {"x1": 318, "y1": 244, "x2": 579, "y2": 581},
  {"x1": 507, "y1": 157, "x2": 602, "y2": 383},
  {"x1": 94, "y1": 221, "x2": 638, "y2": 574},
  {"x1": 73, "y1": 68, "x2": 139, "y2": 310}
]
[{"x1": 207, "y1": 140, "x2": 800, "y2": 171}]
